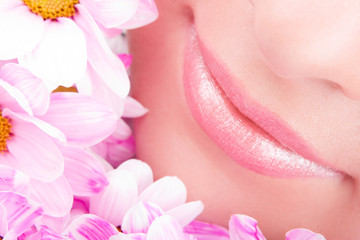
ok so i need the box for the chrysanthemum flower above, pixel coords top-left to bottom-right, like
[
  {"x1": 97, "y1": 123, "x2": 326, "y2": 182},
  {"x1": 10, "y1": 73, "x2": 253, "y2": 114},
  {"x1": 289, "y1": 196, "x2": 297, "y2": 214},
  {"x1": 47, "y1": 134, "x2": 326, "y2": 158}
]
[{"x1": 0, "y1": 0, "x2": 132, "y2": 97}]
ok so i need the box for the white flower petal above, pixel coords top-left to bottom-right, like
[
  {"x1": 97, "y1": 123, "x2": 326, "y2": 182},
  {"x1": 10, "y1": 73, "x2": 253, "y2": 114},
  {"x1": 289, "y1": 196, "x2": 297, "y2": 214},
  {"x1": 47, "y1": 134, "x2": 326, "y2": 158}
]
[
  {"x1": 166, "y1": 201, "x2": 204, "y2": 227},
  {"x1": 119, "y1": 0, "x2": 158, "y2": 30},
  {"x1": 138, "y1": 176, "x2": 187, "y2": 212},
  {"x1": 84, "y1": 65, "x2": 125, "y2": 117},
  {"x1": 147, "y1": 215, "x2": 186, "y2": 240},
  {"x1": 122, "y1": 202, "x2": 163, "y2": 234},
  {"x1": 122, "y1": 97, "x2": 148, "y2": 118},
  {"x1": 74, "y1": 5, "x2": 130, "y2": 97},
  {"x1": 89, "y1": 169, "x2": 138, "y2": 226},
  {"x1": 0, "y1": 2, "x2": 44, "y2": 60},
  {"x1": 118, "y1": 159, "x2": 153, "y2": 194},
  {"x1": 18, "y1": 18, "x2": 87, "y2": 91},
  {"x1": 110, "y1": 233, "x2": 146, "y2": 240},
  {"x1": 81, "y1": 0, "x2": 139, "y2": 28}
]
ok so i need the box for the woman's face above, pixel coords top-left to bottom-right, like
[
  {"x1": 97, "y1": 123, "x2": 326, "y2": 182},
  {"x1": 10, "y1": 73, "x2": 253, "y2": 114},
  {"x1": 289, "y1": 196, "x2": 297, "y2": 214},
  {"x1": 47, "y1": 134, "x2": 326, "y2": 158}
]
[{"x1": 129, "y1": 0, "x2": 360, "y2": 239}]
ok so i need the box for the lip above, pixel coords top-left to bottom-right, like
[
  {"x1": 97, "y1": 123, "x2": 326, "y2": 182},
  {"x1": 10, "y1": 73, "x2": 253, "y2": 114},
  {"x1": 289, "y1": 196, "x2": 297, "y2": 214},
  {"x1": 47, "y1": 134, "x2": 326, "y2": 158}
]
[{"x1": 183, "y1": 28, "x2": 341, "y2": 178}]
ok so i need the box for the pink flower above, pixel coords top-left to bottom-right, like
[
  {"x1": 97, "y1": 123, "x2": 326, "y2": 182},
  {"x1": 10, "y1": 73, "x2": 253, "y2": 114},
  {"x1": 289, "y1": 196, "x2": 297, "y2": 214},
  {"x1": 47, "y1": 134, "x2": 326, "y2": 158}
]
[
  {"x1": 0, "y1": 0, "x2": 131, "y2": 97},
  {"x1": 88, "y1": 160, "x2": 204, "y2": 230},
  {"x1": 0, "y1": 63, "x2": 118, "y2": 182}
]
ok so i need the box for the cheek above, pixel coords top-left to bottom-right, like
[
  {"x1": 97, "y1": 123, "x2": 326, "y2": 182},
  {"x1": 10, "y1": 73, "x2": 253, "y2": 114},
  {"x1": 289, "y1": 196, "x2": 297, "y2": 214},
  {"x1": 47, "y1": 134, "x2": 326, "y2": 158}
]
[{"x1": 253, "y1": 0, "x2": 360, "y2": 89}]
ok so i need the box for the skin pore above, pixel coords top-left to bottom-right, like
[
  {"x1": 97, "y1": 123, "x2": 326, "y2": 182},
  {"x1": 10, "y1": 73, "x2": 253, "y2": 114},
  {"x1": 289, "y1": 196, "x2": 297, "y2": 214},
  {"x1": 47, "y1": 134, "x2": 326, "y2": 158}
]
[{"x1": 129, "y1": 0, "x2": 360, "y2": 239}]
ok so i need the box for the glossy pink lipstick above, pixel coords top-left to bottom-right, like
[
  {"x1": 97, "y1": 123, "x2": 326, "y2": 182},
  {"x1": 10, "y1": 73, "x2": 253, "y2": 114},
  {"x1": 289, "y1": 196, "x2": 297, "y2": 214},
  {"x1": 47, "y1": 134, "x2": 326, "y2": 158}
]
[{"x1": 183, "y1": 29, "x2": 340, "y2": 177}]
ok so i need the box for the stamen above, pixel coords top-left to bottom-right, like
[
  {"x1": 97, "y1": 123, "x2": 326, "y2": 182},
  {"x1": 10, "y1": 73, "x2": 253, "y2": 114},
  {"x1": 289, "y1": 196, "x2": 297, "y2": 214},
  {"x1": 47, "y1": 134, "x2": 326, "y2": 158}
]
[
  {"x1": 22, "y1": 0, "x2": 79, "y2": 20},
  {"x1": 0, "y1": 111, "x2": 12, "y2": 153}
]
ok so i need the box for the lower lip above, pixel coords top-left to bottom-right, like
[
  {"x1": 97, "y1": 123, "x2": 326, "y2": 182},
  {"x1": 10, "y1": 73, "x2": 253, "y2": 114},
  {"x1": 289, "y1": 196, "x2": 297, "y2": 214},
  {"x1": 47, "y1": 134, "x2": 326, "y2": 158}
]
[{"x1": 183, "y1": 29, "x2": 339, "y2": 178}]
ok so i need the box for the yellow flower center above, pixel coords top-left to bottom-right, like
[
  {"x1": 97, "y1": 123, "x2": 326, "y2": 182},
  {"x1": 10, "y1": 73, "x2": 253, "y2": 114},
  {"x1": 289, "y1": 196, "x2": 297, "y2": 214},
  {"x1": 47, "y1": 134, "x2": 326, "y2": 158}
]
[
  {"x1": 0, "y1": 111, "x2": 12, "y2": 153},
  {"x1": 22, "y1": 0, "x2": 79, "y2": 20}
]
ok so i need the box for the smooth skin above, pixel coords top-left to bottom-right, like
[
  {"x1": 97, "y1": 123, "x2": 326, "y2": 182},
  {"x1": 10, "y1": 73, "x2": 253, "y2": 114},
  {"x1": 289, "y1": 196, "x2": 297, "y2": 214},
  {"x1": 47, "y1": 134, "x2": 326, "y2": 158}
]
[{"x1": 129, "y1": 1, "x2": 360, "y2": 239}]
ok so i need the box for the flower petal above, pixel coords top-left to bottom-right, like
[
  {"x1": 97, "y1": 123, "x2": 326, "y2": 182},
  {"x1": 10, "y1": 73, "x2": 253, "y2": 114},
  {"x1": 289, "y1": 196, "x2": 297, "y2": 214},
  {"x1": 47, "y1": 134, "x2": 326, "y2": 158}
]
[
  {"x1": 0, "y1": 203, "x2": 8, "y2": 238},
  {"x1": 74, "y1": 5, "x2": 130, "y2": 97},
  {"x1": 286, "y1": 229, "x2": 326, "y2": 240},
  {"x1": 118, "y1": 159, "x2": 153, "y2": 194},
  {"x1": 89, "y1": 169, "x2": 138, "y2": 226},
  {"x1": 0, "y1": 1, "x2": 44, "y2": 60},
  {"x1": 83, "y1": 64, "x2": 125, "y2": 117},
  {"x1": 111, "y1": 119, "x2": 132, "y2": 141},
  {"x1": 0, "y1": 165, "x2": 30, "y2": 195},
  {"x1": 3, "y1": 109, "x2": 66, "y2": 143},
  {"x1": 40, "y1": 214, "x2": 70, "y2": 234},
  {"x1": 0, "y1": 191, "x2": 43, "y2": 239},
  {"x1": 59, "y1": 144, "x2": 108, "y2": 196},
  {"x1": 119, "y1": 0, "x2": 158, "y2": 29},
  {"x1": 40, "y1": 92, "x2": 117, "y2": 147},
  {"x1": 121, "y1": 202, "x2": 163, "y2": 234},
  {"x1": 138, "y1": 176, "x2": 187, "y2": 212},
  {"x1": 64, "y1": 214, "x2": 118, "y2": 240},
  {"x1": 18, "y1": 18, "x2": 87, "y2": 91},
  {"x1": 229, "y1": 215, "x2": 266, "y2": 240},
  {"x1": 29, "y1": 176, "x2": 73, "y2": 217},
  {"x1": 147, "y1": 215, "x2": 185, "y2": 240},
  {"x1": 6, "y1": 114, "x2": 64, "y2": 182},
  {"x1": 20, "y1": 225, "x2": 70, "y2": 240},
  {"x1": 110, "y1": 233, "x2": 146, "y2": 240},
  {"x1": 122, "y1": 97, "x2": 148, "y2": 118},
  {"x1": 0, "y1": 78, "x2": 32, "y2": 115},
  {"x1": 0, "y1": 63, "x2": 50, "y2": 115},
  {"x1": 184, "y1": 221, "x2": 230, "y2": 240},
  {"x1": 80, "y1": 0, "x2": 139, "y2": 28},
  {"x1": 166, "y1": 201, "x2": 204, "y2": 227},
  {"x1": 107, "y1": 136, "x2": 136, "y2": 166}
]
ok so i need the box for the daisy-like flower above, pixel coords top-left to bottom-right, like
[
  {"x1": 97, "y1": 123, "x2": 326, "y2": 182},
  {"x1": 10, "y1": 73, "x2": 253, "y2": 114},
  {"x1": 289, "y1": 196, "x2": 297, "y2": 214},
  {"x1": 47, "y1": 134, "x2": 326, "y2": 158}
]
[
  {"x1": 88, "y1": 160, "x2": 204, "y2": 230},
  {"x1": 0, "y1": 0, "x2": 134, "y2": 97}
]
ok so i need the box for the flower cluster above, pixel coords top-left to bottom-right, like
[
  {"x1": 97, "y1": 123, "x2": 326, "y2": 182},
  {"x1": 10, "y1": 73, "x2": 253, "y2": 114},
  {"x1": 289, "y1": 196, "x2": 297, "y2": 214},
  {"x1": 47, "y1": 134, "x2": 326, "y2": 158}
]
[{"x1": 0, "y1": 0, "x2": 326, "y2": 239}]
